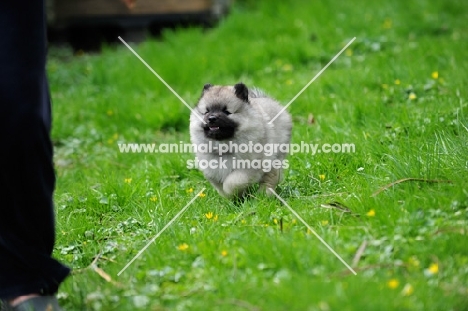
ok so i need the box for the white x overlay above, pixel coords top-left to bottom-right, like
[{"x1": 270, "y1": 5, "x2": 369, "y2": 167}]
[
  {"x1": 268, "y1": 188, "x2": 357, "y2": 275},
  {"x1": 269, "y1": 37, "x2": 356, "y2": 124},
  {"x1": 117, "y1": 36, "x2": 206, "y2": 124},
  {"x1": 118, "y1": 35, "x2": 357, "y2": 276},
  {"x1": 117, "y1": 188, "x2": 205, "y2": 276}
]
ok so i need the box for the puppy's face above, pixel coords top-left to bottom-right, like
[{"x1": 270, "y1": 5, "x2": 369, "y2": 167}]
[{"x1": 194, "y1": 83, "x2": 249, "y2": 141}]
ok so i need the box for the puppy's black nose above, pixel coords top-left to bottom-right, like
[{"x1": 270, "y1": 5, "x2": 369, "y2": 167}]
[{"x1": 208, "y1": 115, "x2": 217, "y2": 123}]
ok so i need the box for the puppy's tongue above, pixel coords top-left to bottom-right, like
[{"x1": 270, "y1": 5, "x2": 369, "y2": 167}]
[{"x1": 209, "y1": 126, "x2": 220, "y2": 131}]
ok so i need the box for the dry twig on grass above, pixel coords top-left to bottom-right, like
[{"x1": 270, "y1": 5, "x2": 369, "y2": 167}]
[
  {"x1": 351, "y1": 240, "x2": 368, "y2": 268},
  {"x1": 371, "y1": 178, "x2": 452, "y2": 197}
]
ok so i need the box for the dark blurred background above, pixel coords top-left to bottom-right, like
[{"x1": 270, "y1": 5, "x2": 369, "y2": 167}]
[{"x1": 47, "y1": 0, "x2": 232, "y2": 50}]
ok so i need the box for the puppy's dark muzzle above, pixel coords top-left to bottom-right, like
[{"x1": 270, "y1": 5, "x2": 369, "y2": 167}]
[
  {"x1": 205, "y1": 112, "x2": 222, "y2": 125},
  {"x1": 208, "y1": 115, "x2": 217, "y2": 123},
  {"x1": 202, "y1": 112, "x2": 237, "y2": 140}
]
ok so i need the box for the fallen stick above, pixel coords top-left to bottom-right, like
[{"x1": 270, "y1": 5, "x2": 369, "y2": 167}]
[{"x1": 371, "y1": 178, "x2": 452, "y2": 197}]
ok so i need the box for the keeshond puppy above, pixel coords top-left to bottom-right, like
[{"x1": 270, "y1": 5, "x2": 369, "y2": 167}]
[{"x1": 189, "y1": 83, "x2": 292, "y2": 199}]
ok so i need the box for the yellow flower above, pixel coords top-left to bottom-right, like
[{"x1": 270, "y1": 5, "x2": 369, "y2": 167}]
[
  {"x1": 213, "y1": 215, "x2": 218, "y2": 221},
  {"x1": 387, "y1": 279, "x2": 399, "y2": 289},
  {"x1": 241, "y1": 219, "x2": 246, "y2": 224},
  {"x1": 408, "y1": 256, "x2": 420, "y2": 267},
  {"x1": 186, "y1": 188, "x2": 193, "y2": 193},
  {"x1": 401, "y1": 283, "x2": 414, "y2": 296},
  {"x1": 345, "y1": 49, "x2": 353, "y2": 57},
  {"x1": 273, "y1": 219, "x2": 278, "y2": 225},
  {"x1": 428, "y1": 263, "x2": 438, "y2": 274},
  {"x1": 205, "y1": 212, "x2": 213, "y2": 219},
  {"x1": 409, "y1": 92, "x2": 417, "y2": 100},
  {"x1": 394, "y1": 79, "x2": 401, "y2": 85},
  {"x1": 275, "y1": 59, "x2": 283, "y2": 66},
  {"x1": 431, "y1": 71, "x2": 439, "y2": 79},
  {"x1": 292, "y1": 219, "x2": 297, "y2": 224},
  {"x1": 198, "y1": 192, "x2": 206, "y2": 198},
  {"x1": 149, "y1": 196, "x2": 157, "y2": 202},
  {"x1": 221, "y1": 250, "x2": 228, "y2": 257},
  {"x1": 382, "y1": 18, "x2": 392, "y2": 29},
  {"x1": 319, "y1": 174, "x2": 326, "y2": 181},
  {"x1": 282, "y1": 64, "x2": 293, "y2": 71},
  {"x1": 366, "y1": 209, "x2": 376, "y2": 217},
  {"x1": 124, "y1": 178, "x2": 132, "y2": 184},
  {"x1": 321, "y1": 220, "x2": 329, "y2": 226},
  {"x1": 177, "y1": 243, "x2": 189, "y2": 251}
]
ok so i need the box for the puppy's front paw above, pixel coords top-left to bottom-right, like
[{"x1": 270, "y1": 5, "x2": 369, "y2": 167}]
[{"x1": 223, "y1": 170, "x2": 258, "y2": 198}]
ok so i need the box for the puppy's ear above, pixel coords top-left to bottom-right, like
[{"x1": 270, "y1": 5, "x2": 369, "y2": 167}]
[
  {"x1": 234, "y1": 83, "x2": 249, "y2": 102},
  {"x1": 202, "y1": 83, "x2": 213, "y2": 95}
]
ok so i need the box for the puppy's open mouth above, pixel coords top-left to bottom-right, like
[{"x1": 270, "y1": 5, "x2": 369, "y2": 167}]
[{"x1": 202, "y1": 121, "x2": 236, "y2": 140}]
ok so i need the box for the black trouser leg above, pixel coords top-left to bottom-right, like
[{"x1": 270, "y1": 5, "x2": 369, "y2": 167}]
[{"x1": 0, "y1": 1, "x2": 70, "y2": 298}]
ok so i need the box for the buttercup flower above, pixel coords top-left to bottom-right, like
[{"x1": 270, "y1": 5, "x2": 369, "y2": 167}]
[
  {"x1": 428, "y1": 263, "x2": 438, "y2": 274},
  {"x1": 387, "y1": 279, "x2": 399, "y2": 289},
  {"x1": 402, "y1": 283, "x2": 414, "y2": 296},
  {"x1": 177, "y1": 243, "x2": 189, "y2": 251},
  {"x1": 408, "y1": 256, "x2": 420, "y2": 268},
  {"x1": 124, "y1": 178, "x2": 132, "y2": 184},
  {"x1": 366, "y1": 209, "x2": 376, "y2": 217},
  {"x1": 382, "y1": 18, "x2": 392, "y2": 29},
  {"x1": 282, "y1": 64, "x2": 293, "y2": 71}
]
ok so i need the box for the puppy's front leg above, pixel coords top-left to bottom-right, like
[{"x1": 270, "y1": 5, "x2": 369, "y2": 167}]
[
  {"x1": 259, "y1": 168, "x2": 281, "y2": 196},
  {"x1": 223, "y1": 170, "x2": 261, "y2": 198},
  {"x1": 209, "y1": 180, "x2": 227, "y2": 197}
]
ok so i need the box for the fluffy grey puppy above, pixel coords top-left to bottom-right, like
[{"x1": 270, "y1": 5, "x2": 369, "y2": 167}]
[{"x1": 189, "y1": 83, "x2": 292, "y2": 199}]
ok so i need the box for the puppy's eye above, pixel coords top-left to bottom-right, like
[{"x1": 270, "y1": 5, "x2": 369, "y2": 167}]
[
  {"x1": 204, "y1": 110, "x2": 210, "y2": 115},
  {"x1": 223, "y1": 108, "x2": 231, "y2": 115}
]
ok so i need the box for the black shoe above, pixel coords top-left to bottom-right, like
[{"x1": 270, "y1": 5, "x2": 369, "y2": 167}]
[{"x1": 0, "y1": 296, "x2": 62, "y2": 311}]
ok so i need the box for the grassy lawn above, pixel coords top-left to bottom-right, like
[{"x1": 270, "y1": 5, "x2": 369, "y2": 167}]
[{"x1": 48, "y1": 0, "x2": 468, "y2": 310}]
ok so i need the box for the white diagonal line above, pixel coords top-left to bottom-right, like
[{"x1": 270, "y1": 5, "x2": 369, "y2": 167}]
[
  {"x1": 268, "y1": 37, "x2": 356, "y2": 124},
  {"x1": 118, "y1": 36, "x2": 206, "y2": 124},
  {"x1": 117, "y1": 188, "x2": 206, "y2": 276},
  {"x1": 268, "y1": 188, "x2": 357, "y2": 275}
]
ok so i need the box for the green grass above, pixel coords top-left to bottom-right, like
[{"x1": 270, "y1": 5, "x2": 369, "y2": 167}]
[{"x1": 48, "y1": 0, "x2": 468, "y2": 309}]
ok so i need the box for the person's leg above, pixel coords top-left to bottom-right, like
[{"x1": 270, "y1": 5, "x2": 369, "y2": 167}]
[{"x1": 0, "y1": 0, "x2": 70, "y2": 302}]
